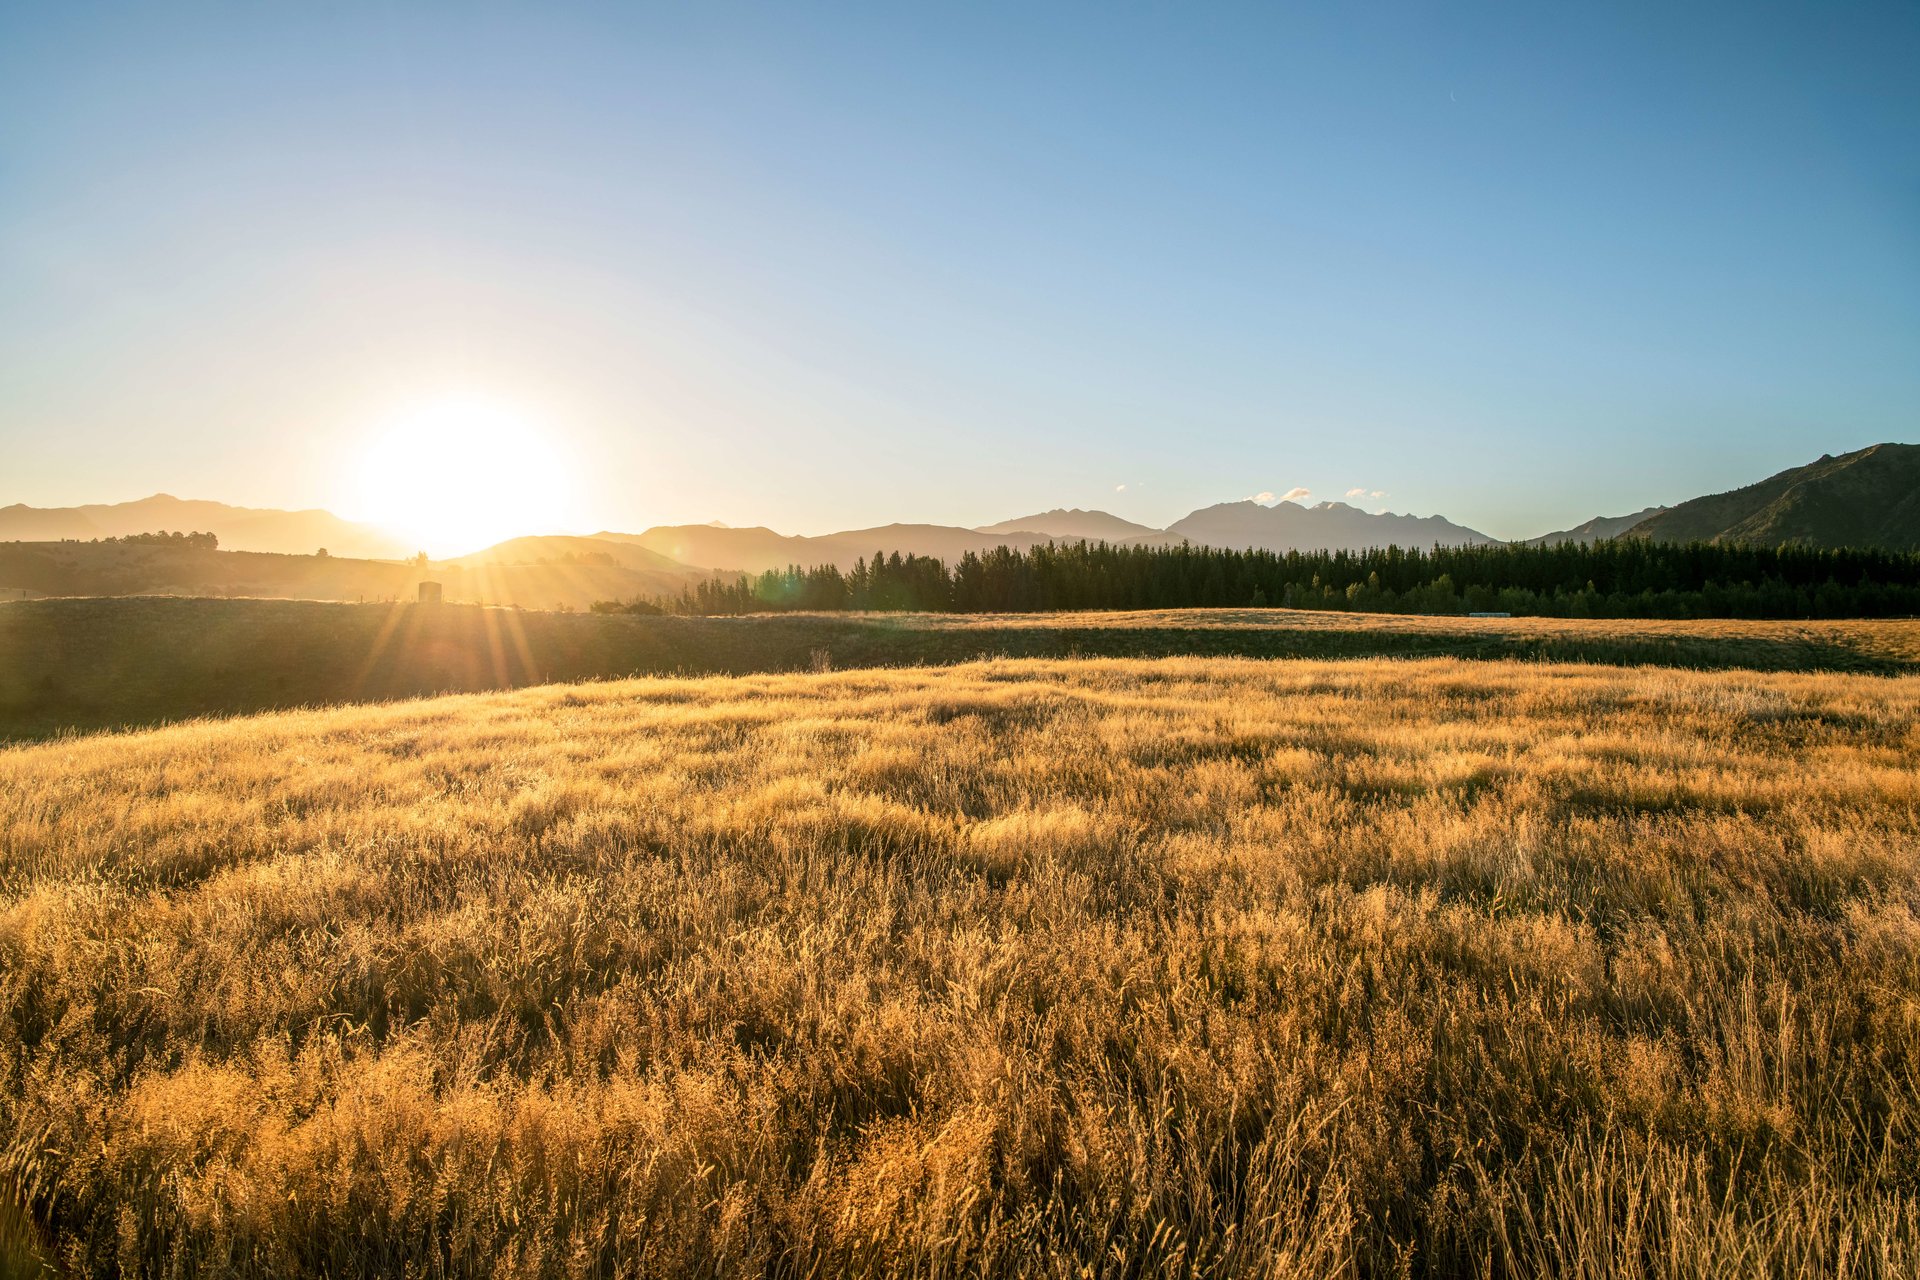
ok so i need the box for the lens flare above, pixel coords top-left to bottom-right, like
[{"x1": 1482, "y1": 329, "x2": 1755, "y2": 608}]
[{"x1": 348, "y1": 396, "x2": 573, "y2": 556}]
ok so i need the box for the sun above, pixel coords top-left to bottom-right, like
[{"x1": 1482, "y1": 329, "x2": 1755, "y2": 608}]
[{"x1": 349, "y1": 396, "x2": 574, "y2": 557}]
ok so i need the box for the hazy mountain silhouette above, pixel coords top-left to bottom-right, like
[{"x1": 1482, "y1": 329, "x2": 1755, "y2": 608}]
[
  {"x1": 975, "y1": 508, "x2": 1160, "y2": 540},
  {"x1": 1167, "y1": 500, "x2": 1497, "y2": 553},
  {"x1": 1618, "y1": 444, "x2": 1920, "y2": 551},
  {"x1": 450, "y1": 535, "x2": 693, "y2": 574},
  {"x1": 0, "y1": 535, "x2": 705, "y2": 611},
  {"x1": 1524, "y1": 507, "x2": 1667, "y2": 546},
  {"x1": 598, "y1": 523, "x2": 1064, "y2": 574},
  {"x1": 0, "y1": 494, "x2": 410, "y2": 558},
  {"x1": 606, "y1": 502, "x2": 1503, "y2": 572},
  {"x1": 14, "y1": 443, "x2": 1916, "y2": 577}
]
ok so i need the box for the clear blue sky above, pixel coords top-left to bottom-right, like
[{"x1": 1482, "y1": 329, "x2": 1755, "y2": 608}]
[{"x1": 3, "y1": 1, "x2": 1915, "y2": 540}]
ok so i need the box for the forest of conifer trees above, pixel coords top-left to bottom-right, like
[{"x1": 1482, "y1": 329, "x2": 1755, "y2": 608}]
[{"x1": 593, "y1": 539, "x2": 1920, "y2": 620}]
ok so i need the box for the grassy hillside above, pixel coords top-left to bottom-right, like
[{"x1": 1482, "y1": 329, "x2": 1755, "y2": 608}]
[
  {"x1": 603, "y1": 522, "x2": 1064, "y2": 575},
  {"x1": 1523, "y1": 506, "x2": 1665, "y2": 545},
  {"x1": 3, "y1": 659, "x2": 1918, "y2": 1275},
  {"x1": 1630, "y1": 443, "x2": 1920, "y2": 550},
  {"x1": 0, "y1": 539, "x2": 702, "y2": 612},
  {"x1": 446, "y1": 534, "x2": 694, "y2": 574},
  {"x1": 0, "y1": 494, "x2": 409, "y2": 558},
  {"x1": 5, "y1": 597, "x2": 1920, "y2": 741}
]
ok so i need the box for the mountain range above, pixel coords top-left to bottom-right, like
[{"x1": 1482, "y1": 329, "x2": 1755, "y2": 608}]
[
  {"x1": 1622, "y1": 444, "x2": 1920, "y2": 551},
  {"x1": 597, "y1": 523, "x2": 1067, "y2": 575},
  {"x1": 974, "y1": 508, "x2": 1161, "y2": 540},
  {"x1": 0, "y1": 494, "x2": 412, "y2": 559},
  {"x1": 0, "y1": 536, "x2": 706, "y2": 612},
  {"x1": 1166, "y1": 500, "x2": 1497, "y2": 554},
  {"x1": 4, "y1": 445, "x2": 1915, "y2": 587},
  {"x1": 1525, "y1": 507, "x2": 1669, "y2": 546},
  {"x1": 446, "y1": 535, "x2": 692, "y2": 575}
]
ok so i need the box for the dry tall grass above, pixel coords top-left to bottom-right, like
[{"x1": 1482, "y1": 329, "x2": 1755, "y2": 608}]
[
  {"x1": 3, "y1": 656, "x2": 1918, "y2": 1277},
  {"x1": 9, "y1": 596, "x2": 1919, "y2": 743}
]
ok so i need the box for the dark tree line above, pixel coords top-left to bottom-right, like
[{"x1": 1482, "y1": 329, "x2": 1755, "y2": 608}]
[
  {"x1": 595, "y1": 540, "x2": 1920, "y2": 620},
  {"x1": 86, "y1": 530, "x2": 221, "y2": 550}
]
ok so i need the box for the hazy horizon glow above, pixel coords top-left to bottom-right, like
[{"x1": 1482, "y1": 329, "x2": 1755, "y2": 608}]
[
  {"x1": 342, "y1": 395, "x2": 575, "y2": 556},
  {"x1": 3, "y1": 3, "x2": 1917, "y2": 541}
]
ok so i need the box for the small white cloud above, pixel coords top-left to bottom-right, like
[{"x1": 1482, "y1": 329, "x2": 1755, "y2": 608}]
[
  {"x1": 1346, "y1": 487, "x2": 1389, "y2": 501},
  {"x1": 1251, "y1": 490, "x2": 1277, "y2": 503},
  {"x1": 1345, "y1": 487, "x2": 1368, "y2": 499},
  {"x1": 1280, "y1": 486, "x2": 1311, "y2": 502},
  {"x1": 1115, "y1": 483, "x2": 1127, "y2": 492},
  {"x1": 1370, "y1": 489, "x2": 1388, "y2": 499}
]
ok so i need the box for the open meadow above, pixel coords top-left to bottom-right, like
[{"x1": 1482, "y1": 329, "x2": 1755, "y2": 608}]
[
  {"x1": 4, "y1": 654, "x2": 1919, "y2": 1276},
  {"x1": 6, "y1": 596, "x2": 1919, "y2": 741},
  {"x1": 11, "y1": 0, "x2": 1917, "y2": 1273}
]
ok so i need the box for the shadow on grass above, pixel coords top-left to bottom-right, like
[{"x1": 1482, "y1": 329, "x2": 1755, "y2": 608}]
[
  {"x1": 0, "y1": 1188, "x2": 56, "y2": 1280},
  {"x1": 828, "y1": 622, "x2": 1913, "y2": 676},
  {"x1": 3, "y1": 597, "x2": 1913, "y2": 742}
]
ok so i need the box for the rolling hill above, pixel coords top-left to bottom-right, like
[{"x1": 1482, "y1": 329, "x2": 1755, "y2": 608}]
[
  {"x1": 605, "y1": 502, "x2": 1500, "y2": 573},
  {"x1": 0, "y1": 494, "x2": 410, "y2": 558},
  {"x1": 974, "y1": 508, "x2": 1161, "y2": 539},
  {"x1": 6, "y1": 596, "x2": 1917, "y2": 741},
  {"x1": 11, "y1": 442, "x2": 1916, "y2": 597},
  {"x1": 448, "y1": 534, "x2": 693, "y2": 574},
  {"x1": 1525, "y1": 506, "x2": 1667, "y2": 545},
  {"x1": 599, "y1": 522, "x2": 1064, "y2": 574},
  {"x1": 1626, "y1": 444, "x2": 1920, "y2": 550},
  {"x1": 0, "y1": 539, "x2": 705, "y2": 611}
]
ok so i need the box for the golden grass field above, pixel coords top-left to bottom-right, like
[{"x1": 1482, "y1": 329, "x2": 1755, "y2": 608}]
[
  {"x1": 7, "y1": 597, "x2": 1920, "y2": 742},
  {"x1": 4, "y1": 655, "x2": 1920, "y2": 1276}
]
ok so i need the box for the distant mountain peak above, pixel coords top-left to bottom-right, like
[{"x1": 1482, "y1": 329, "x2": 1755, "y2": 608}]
[
  {"x1": 0, "y1": 494, "x2": 411, "y2": 558},
  {"x1": 1166, "y1": 497, "x2": 1495, "y2": 553},
  {"x1": 1523, "y1": 506, "x2": 1667, "y2": 546},
  {"x1": 1625, "y1": 442, "x2": 1920, "y2": 551},
  {"x1": 975, "y1": 508, "x2": 1160, "y2": 540}
]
